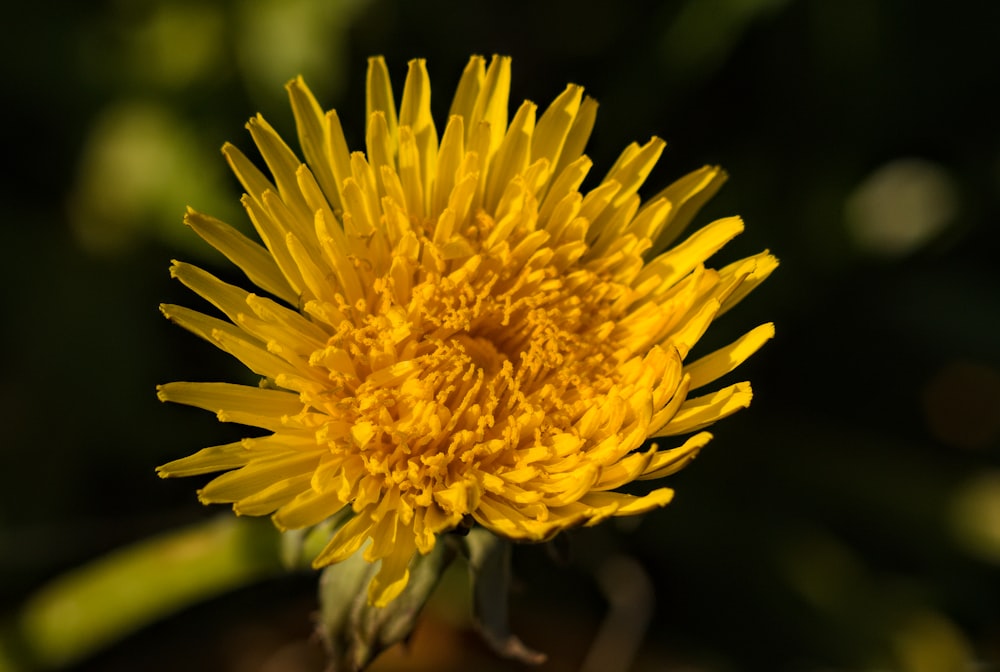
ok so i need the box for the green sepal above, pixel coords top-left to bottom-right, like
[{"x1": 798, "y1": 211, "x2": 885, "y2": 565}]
[
  {"x1": 279, "y1": 511, "x2": 351, "y2": 571},
  {"x1": 316, "y1": 541, "x2": 455, "y2": 671},
  {"x1": 462, "y1": 527, "x2": 546, "y2": 665}
]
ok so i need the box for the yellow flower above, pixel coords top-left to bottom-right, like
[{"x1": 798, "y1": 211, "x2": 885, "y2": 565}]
[{"x1": 158, "y1": 55, "x2": 777, "y2": 607}]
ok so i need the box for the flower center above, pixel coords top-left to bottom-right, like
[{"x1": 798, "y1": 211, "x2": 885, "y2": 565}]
[
  {"x1": 453, "y1": 333, "x2": 507, "y2": 375},
  {"x1": 299, "y1": 202, "x2": 641, "y2": 519}
]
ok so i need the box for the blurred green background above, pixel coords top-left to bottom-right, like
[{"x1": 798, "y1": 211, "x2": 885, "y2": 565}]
[{"x1": 2, "y1": 0, "x2": 999, "y2": 670}]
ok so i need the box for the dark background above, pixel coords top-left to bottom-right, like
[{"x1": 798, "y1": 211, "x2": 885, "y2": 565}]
[{"x1": 2, "y1": 0, "x2": 999, "y2": 669}]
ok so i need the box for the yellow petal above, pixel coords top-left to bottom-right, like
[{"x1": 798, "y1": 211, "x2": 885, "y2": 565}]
[
  {"x1": 159, "y1": 302, "x2": 253, "y2": 351},
  {"x1": 625, "y1": 197, "x2": 673, "y2": 245},
  {"x1": 637, "y1": 216, "x2": 744, "y2": 294},
  {"x1": 579, "y1": 487, "x2": 675, "y2": 518},
  {"x1": 183, "y1": 208, "x2": 296, "y2": 304},
  {"x1": 199, "y1": 452, "x2": 321, "y2": 504},
  {"x1": 448, "y1": 55, "x2": 485, "y2": 121},
  {"x1": 685, "y1": 323, "x2": 775, "y2": 391},
  {"x1": 156, "y1": 441, "x2": 250, "y2": 478},
  {"x1": 156, "y1": 381, "x2": 302, "y2": 417},
  {"x1": 399, "y1": 58, "x2": 438, "y2": 205},
  {"x1": 169, "y1": 260, "x2": 250, "y2": 325},
  {"x1": 649, "y1": 372, "x2": 692, "y2": 435},
  {"x1": 234, "y1": 473, "x2": 311, "y2": 516},
  {"x1": 433, "y1": 478, "x2": 480, "y2": 515},
  {"x1": 222, "y1": 141, "x2": 274, "y2": 206},
  {"x1": 433, "y1": 115, "x2": 465, "y2": 216},
  {"x1": 647, "y1": 165, "x2": 728, "y2": 254},
  {"x1": 365, "y1": 110, "x2": 395, "y2": 199},
  {"x1": 285, "y1": 230, "x2": 337, "y2": 305},
  {"x1": 484, "y1": 100, "x2": 535, "y2": 212},
  {"x1": 241, "y1": 193, "x2": 306, "y2": 297},
  {"x1": 261, "y1": 182, "x2": 318, "y2": 251},
  {"x1": 412, "y1": 505, "x2": 453, "y2": 554},
  {"x1": 366, "y1": 56, "x2": 398, "y2": 151},
  {"x1": 538, "y1": 155, "x2": 591, "y2": 227},
  {"x1": 469, "y1": 54, "x2": 511, "y2": 161},
  {"x1": 272, "y1": 486, "x2": 347, "y2": 530},
  {"x1": 364, "y1": 506, "x2": 400, "y2": 562},
  {"x1": 286, "y1": 76, "x2": 338, "y2": 206},
  {"x1": 655, "y1": 382, "x2": 753, "y2": 437},
  {"x1": 532, "y1": 84, "x2": 584, "y2": 184},
  {"x1": 324, "y1": 109, "x2": 352, "y2": 211},
  {"x1": 368, "y1": 529, "x2": 417, "y2": 607},
  {"x1": 396, "y1": 126, "x2": 426, "y2": 219},
  {"x1": 475, "y1": 496, "x2": 558, "y2": 541},
  {"x1": 537, "y1": 463, "x2": 600, "y2": 507},
  {"x1": 667, "y1": 298, "x2": 723, "y2": 360},
  {"x1": 593, "y1": 447, "x2": 657, "y2": 491},
  {"x1": 163, "y1": 305, "x2": 291, "y2": 379},
  {"x1": 601, "y1": 137, "x2": 666, "y2": 211},
  {"x1": 718, "y1": 252, "x2": 779, "y2": 316},
  {"x1": 580, "y1": 180, "x2": 621, "y2": 243},
  {"x1": 552, "y1": 94, "x2": 598, "y2": 180},
  {"x1": 314, "y1": 208, "x2": 365, "y2": 308},
  {"x1": 638, "y1": 431, "x2": 712, "y2": 481},
  {"x1": 312, "y1": 508, "x2": 375, "y2": 567},
  {"x1": 243, "y1": 292, "x2": 328, "y2": 348},
  {"x1": 246, "y1": 115, "x2": 312, "y2": 224}
]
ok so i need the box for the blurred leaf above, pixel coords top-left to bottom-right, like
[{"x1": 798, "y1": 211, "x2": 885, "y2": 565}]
[
  {"x1": 951, "y1": 472, "x2": 1000, "y2": 564},
  {"x1": 9, "y1": 517, "x2": 282, "y2": 670},
  {"x1": 235, "y1": 0, "x2": 372, "y2": 110},
  {"x1": 891, "y1": 610, "x2": 976, "y2": 672},
  {"x1": 124, "y1": 3, "x2": 226, "y2": 89},
  {"x1": 659, "y1": 0, "x2": 792, "y2": 82},
  {"x1": 845, "y1": 158, "x2": 959, "y2": 257},
  {"x1": 68, "y1": 101, "x2": 236, "y2": 257}
]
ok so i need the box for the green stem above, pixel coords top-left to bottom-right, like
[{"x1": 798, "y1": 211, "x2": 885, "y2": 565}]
[{"x1": 1, "y1": 516, "x2": 285, "y2": 671}]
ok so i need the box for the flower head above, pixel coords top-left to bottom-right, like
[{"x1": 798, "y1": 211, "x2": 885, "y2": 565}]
[{"x1": 158, "y1": 55, "x2": 776, "y2": 607}]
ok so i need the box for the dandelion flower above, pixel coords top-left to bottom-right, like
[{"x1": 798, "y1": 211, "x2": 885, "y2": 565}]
[{"x1": 158, "y1": 55, "x2": 777, "y2": 607}]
